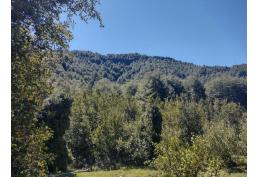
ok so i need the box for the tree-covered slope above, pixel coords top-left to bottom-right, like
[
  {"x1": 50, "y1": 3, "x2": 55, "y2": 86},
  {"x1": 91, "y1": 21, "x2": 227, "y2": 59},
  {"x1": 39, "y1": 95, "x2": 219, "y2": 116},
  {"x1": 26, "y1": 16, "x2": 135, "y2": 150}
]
[
  {"x1": 45, "y1": 50, "x2": 247, "y2": 174},
  {"x1": 52, "y1": 50, "x2": 246, "y2": 90}
]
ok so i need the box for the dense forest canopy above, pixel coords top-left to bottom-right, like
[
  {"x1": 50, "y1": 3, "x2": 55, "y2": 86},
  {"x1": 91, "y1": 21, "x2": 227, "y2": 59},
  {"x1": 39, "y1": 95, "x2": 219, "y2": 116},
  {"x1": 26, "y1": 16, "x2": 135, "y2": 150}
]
[
  {"x1": 51, "y1": 50, "x2": 246, "y2": 107},
  {"x1": 54, "y1": 50, "x2": 246, "y2": 84}
]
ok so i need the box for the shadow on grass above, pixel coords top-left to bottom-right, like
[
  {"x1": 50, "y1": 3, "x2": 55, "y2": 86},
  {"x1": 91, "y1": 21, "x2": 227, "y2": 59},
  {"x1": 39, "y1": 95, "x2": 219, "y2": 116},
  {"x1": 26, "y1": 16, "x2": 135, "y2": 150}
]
[
  {"x1": 227, "y1": 166, "x2": 247, "y2": 173},
  {"x1": 54, "y1": 172, "x2": 76, "y2": 177}
]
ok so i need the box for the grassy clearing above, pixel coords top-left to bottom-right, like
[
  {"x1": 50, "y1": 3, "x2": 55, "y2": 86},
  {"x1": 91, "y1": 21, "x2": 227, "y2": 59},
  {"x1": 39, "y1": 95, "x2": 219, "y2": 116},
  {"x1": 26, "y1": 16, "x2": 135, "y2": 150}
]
[
  {"x1": 58, "y1": 168, "x2": 158, "y2": 177},
  {"x1": 76, "y1": 168, "x2": 158, "y2": 177},
  {"x1": 58, "y1": 168, "x2": 246, "y2": 177}
]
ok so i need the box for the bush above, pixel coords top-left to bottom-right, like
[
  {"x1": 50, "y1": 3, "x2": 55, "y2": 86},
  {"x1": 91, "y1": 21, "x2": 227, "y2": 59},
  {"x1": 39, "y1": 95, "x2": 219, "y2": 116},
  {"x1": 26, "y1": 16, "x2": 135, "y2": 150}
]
[{"x1": 153, "y1": 136, "x2": 222, "y2": 177}]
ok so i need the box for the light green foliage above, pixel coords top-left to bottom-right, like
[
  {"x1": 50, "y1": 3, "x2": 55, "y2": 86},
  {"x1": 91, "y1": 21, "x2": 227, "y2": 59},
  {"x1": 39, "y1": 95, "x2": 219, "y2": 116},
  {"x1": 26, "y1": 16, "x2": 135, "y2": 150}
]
[
  {"x1": 203, "y1": 120, "x2": 246, "y2": 168},
  {"x1": 238, "y1": 114, "x2": 247, "y2": 157},
  {"x1": 153, "y1": 136, "x2": 222, "y2": 177},
  {"x1": 204, "y1": 120, "x2": 236, "y2": 167},
  {"x1": 65, "y1": 91, "x2": 99, "y2": 168},
  {"x1": 116, "y1": 109, "x2": 153, "y2": 166},
  {"x1": 201, "y1": 100, "x2": 247, "y2": 167},
  {"x1": 153, "y1": 98, "x2": 246, "y2": 177},
  {"x1": 90, "y1": 95, "x2": 129, "y2": 168},
  {"x1": 161, "y1": 101, "x2": 204, "y2": 144},
  {"x1": 216, "y1": 102, "x2": 244, "y2": 131}
]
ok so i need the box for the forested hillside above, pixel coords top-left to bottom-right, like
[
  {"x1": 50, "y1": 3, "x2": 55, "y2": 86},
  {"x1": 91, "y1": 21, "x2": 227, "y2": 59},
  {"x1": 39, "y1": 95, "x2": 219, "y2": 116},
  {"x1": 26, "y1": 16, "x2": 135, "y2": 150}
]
[
  {"x1": 51, "y1": 50, "x2": 247, "y2": 107},
  {"x1": 40, "y1": 50, "x2": 247, "y2": 176},
  {"x1": 52, "y1": 51, "x2": 247, "y2": 91},
  {"x1": 54, "y1": 51, "x2": 246, "y2": 85}
]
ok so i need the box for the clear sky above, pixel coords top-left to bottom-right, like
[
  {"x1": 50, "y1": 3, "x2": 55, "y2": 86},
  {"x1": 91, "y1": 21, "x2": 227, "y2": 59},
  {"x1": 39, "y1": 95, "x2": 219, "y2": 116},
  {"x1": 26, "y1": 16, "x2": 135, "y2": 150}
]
[{"x1": 69, "y1": 0, "x2": 246, "y2": 66}]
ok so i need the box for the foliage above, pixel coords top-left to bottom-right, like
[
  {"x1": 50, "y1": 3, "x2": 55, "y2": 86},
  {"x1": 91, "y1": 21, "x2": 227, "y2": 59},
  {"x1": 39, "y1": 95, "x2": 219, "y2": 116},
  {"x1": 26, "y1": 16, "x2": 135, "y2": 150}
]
[
  {"x1": 161, "y1": 101, "x2": 204, "y2": 144},
  {"x1": 143, "y1": 76, "x2": 167, "y2": 101},
  {"x1": 12, "y1": 0, "x2": 102, "y2": 53},
  {"x1": 11, "y1": 1, "x2": 247, "y2": 175},
  {"x1": 183, "y1": 77, "x2": 206, "y2": 102},
  {"x1": 145, "y1": 105, "x2": 163, "y2": 144},
  {"x1": 204, "y1": 120, "x2": 237, "y2": 167},
  {"x1": 11, "y1": 52, "x2": 54, "y2": 177},
  {"x1": 153, "y1": 136, "x2": 222, "y2": 177},
  {"x1": 66, "y1": 91, "x2": 153, "y2": 169},
  {"x1": 12, "y1": 0, "x2": 102, "y2": 176},
  {"x1": 65, "y1": 91, "x2": 98, "y2": 169},
  {"x1": 51, "y1": 51, "x2": 246, "y2": 101},
  {"x1": 41, "y1": 94, "x2": 73, "y2": 172},
  {"x1": 163, "y1": 78, "x2": 185, "y2": 100},
  {"x1": 152, "y1": 98, "x2": 246, "y2": 177},
  {"x1": 205, "y1": 76, "x2": 247, "y2": 107}
]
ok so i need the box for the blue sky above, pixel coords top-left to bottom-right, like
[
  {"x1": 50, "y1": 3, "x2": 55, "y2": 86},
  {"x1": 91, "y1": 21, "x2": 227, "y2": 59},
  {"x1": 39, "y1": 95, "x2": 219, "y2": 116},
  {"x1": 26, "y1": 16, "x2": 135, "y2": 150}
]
[{"x1": 69, "y1": 0, "x2": 246, "y2": 66}]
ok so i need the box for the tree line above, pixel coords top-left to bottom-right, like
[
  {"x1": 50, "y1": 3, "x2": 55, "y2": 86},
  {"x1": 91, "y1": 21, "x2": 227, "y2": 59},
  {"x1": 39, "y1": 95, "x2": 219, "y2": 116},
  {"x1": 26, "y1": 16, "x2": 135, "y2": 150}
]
[{"x1": 41, "y1": 74, "x2": 246, "y2": 177}]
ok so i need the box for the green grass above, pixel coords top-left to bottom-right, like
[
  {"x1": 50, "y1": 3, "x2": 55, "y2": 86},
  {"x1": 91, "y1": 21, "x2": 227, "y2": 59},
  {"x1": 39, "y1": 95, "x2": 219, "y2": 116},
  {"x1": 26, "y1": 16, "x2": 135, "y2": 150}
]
[
  {"x1": 75, "y1": 169, "x2": 159, "y2": 177},
  {"x1": 58, "y1": 169, "x2": 158, "y2": 177},
  {"x1": 58, "y1": 168, "x2": 246, "y2": 177}
]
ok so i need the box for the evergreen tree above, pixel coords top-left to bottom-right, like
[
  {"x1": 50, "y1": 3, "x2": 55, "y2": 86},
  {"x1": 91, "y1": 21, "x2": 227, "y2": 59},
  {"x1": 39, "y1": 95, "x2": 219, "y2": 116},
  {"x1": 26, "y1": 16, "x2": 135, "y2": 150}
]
[
  {"x1": 183, "y1": 77, "x2": 206, "y2": 102},
  {"x1": 143, "y1": 76, "x2": 167, "y2": 101},
  {"x1": 41, "y1": 94, "x2": 72, "y2": 172}
]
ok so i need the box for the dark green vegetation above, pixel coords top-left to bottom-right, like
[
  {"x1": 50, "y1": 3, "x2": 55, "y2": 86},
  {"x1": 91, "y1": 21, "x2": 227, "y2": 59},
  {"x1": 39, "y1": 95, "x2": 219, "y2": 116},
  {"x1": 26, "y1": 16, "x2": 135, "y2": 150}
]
[
  {"x1": 11, "y1": 0, "x2": 102, "y2": 176},
  {"x1": 46, "y1": 51, "x2": 246, "y2": 177},
  {"x1": 11, "y1": 0, "x2": 246, "y2": 177},
  {"x1": 53, "y1": 51, "x2": 246, "y2": 106}
]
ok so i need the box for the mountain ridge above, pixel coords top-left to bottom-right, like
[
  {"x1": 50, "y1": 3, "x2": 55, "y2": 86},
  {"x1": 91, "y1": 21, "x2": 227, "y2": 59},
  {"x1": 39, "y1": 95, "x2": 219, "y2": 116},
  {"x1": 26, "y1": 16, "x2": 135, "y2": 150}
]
[{"x1": 71, "y1": 50, "x2": 247, "y2": 67}]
